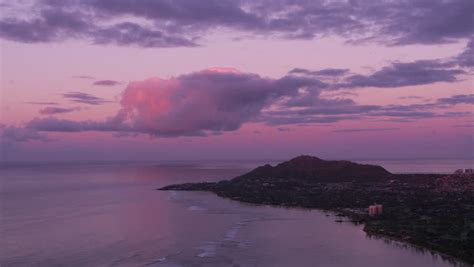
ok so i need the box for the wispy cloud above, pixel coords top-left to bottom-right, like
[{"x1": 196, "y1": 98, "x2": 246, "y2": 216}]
[
  {"x1": 436, "y1": 94, "x2": 474, "y2": 105},
  {"x1": 63, "y1": 92, "x2": 112, "y2": 105},
  {"x1": 337, "y1": 60, "x2": 464, "y2": 89},
  {"x1": 332, "y1": 128, "x2": 400, "y2": 133},
  {"x1": 72, "y1": 75, "x2": 95, "y2": 79},
  {"x1": 26, "y1": 101, "x2": 59, "y2": 105},
  {"x1": 452, "y1": 124, "x2": 474, "y2": 128},
  {"x1": 39, "y1": 106, "x2": 80, "y2": 115},
  {"x1": 93, "y1": 80, "x2": 121, "y2": 86},
  {"x1": 289, "y1": 68, "x2": 349, "y2": 77},
  {"x1": 0, "y1": 125, "x2": 51, "y2": 142},
  {"x1": 277, "y1": 127, "x2": 291, "y2": 132},
  {"x1": 398, "y1": 96, "x2": 425, "y2": 100}
]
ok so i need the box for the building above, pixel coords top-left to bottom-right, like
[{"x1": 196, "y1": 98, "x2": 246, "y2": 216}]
[{"x1": 368, "y1": 204, "x2": 383, "y2": 216}]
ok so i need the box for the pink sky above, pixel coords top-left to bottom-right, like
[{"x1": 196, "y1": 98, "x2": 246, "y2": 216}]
[{"x1": 0, "y1": 1, "x2": 472, "y2": 161}]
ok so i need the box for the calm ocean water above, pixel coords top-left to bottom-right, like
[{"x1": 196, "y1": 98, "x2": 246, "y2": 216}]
[{"x1": 0, "y1": 159, "x2": 472, "y2": 267}]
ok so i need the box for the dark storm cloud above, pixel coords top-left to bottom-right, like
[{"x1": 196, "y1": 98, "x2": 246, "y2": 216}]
[
  {"x1": 93, "y1": 80, "x2": 121, "y2": 86},
  {"x1": 62, "y1": 92, "x2": 112, "y2": 105},
  {"x1": 1, "y1": 0, "x2": 471, "y2": 47}
]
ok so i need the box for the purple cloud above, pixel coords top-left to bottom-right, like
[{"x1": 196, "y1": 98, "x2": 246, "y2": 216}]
[
  {"x1": 39, "y1": 106, "x2": 79, "y2": 115},
  {"x1": 261, "y1": 93, "x2": 474, "y2": 125},
  {"x1": 361, "y1": 0, "x2": 473, "y2": 45},
  {"x1": 26, "y1": 101, "x2": 59, "y2": 105},
  {"x1": 0, "y1": 8, "x2": 89, "y2": 43},
  {"x1": 436, "y1": 94, "x2": 474, "y2": 105},
  {"x1": 93, "y1": 80, "x2": 121, "y2": 86},
  {"x1": 339, "y1": 60, "x2": 464, "y2": 89},
  {"x1": 456, "y1": 38, "x2": 474, "y2": 67},
  {"x1": 0, "y1": 125, "x2": 51, "y2": 142},
  {"x1": 24, "y1": 68, "x2": 324, "y2": 136},
  {"x1": 453, "y1": 124, "x2": 474, "y2": 128},
  {"x1": 288, "y1": 58, "x2": 466, "y2": 90},
  {"x1": 92, "y1": 22, "x2": 196, "y2": 48},
  {"x1": 26, "y1": 116, "x2": 128, "y2": 133},
  {"x1": 0, "y1": 0, "x2": 471, "y2": 47},
  {"x1": 398, "y1": 96, "x2": 425, "y2": 100},
  {"x1": 16, "y1": 71, "x2": 474, "y2": 137},
  {"x1": 72, "y1": 75, "x2": 95, "y2": 79},
  {"x1": 332, "y1": 128, "x2": 400, "y2": 133},
  {"x1": 289, "y1": 68, "x2": 350, "y2": 77},
  {"x1": 63, "y1": 92, "x2": 112, "y2": 105}
]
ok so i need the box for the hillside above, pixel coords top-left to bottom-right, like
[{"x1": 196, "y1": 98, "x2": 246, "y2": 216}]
[{"x1": 233, "y1": 155, "x2": 392, "y2": 183}]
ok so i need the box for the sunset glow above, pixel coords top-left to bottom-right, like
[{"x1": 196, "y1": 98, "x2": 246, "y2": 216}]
[{"x1": 0, "y1": 0, "x2": 472, "y2": 161}]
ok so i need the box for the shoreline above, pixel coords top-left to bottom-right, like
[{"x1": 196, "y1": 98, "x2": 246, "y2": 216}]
[
  {"x1": 159, "y1": 156, "x2": 474, "y2": 265},
  {"x1": 159, "y1": 178, "x2": 474, "y2": 265},
  {"x1": 213, "y1": 191, "x2": 471, "y2": 267}
]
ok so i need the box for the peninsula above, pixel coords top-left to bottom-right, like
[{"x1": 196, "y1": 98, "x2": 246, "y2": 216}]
[{"x1": 159, "y1": 155, "x2": 474, "y2": 264}]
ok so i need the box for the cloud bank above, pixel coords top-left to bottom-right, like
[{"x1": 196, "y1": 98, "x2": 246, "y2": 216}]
[
  {"x1": 1, "y1": 0, "x2": 472, "y2": 48},
  {"x1": 17, "y1": 63, "x2": 472, "y2": 139},
  {"x1": 0, "y1": 125, "x2": 51, "y2": 142}
]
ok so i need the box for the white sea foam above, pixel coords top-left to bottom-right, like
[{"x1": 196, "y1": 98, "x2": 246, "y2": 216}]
[
  {"x1": 226, "y1": 221, "x2": 247, "y2": 241},
  {"x1": 188, "y1": 205, "x2": 207, "y2": 212},
  {"x1": 167, "y1": 191, "x2": 179, "y2": 201},
  {"x1": 196, "y1": 242, "x2": 217, "y2": 258},
  {"x1": 195, "y1": 221, "x2": 247, "y2": 258},
  {"x1": 224, "y1": 223, "x2": 243, "y2": 241}
]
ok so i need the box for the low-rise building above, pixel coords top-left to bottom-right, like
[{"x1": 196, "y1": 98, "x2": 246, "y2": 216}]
[{"x1": 369, "y1": 204, "x2": 383, "y2": 216}]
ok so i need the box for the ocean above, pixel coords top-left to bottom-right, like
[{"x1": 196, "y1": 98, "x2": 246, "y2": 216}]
[{"x1": 0, "y1": 159, "x2": 472, "y2": 266}]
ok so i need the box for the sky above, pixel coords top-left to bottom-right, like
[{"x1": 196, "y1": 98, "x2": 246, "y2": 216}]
[{"x1": 0, "y1": 0, "x2": 473, "y2": 161}]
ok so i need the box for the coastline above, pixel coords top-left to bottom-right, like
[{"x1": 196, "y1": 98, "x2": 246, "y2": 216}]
[
  {"x1": 159, "y1": 176, "x2": 474, "y2": 265},
  {"x1": 331, "y1": 208, "x2": 470, "y2": 267},
  {"x1": 158, "y1": 156, "x2": 473, "y2": 265},
  {"x1": 240, "y1": 194, "x2": 470, "y2": 266}
]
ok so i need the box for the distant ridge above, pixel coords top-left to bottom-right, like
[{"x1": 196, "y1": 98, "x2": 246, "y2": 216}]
[{"x1": 233, "y1": 155, "x2": 392, "y2": 183}]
